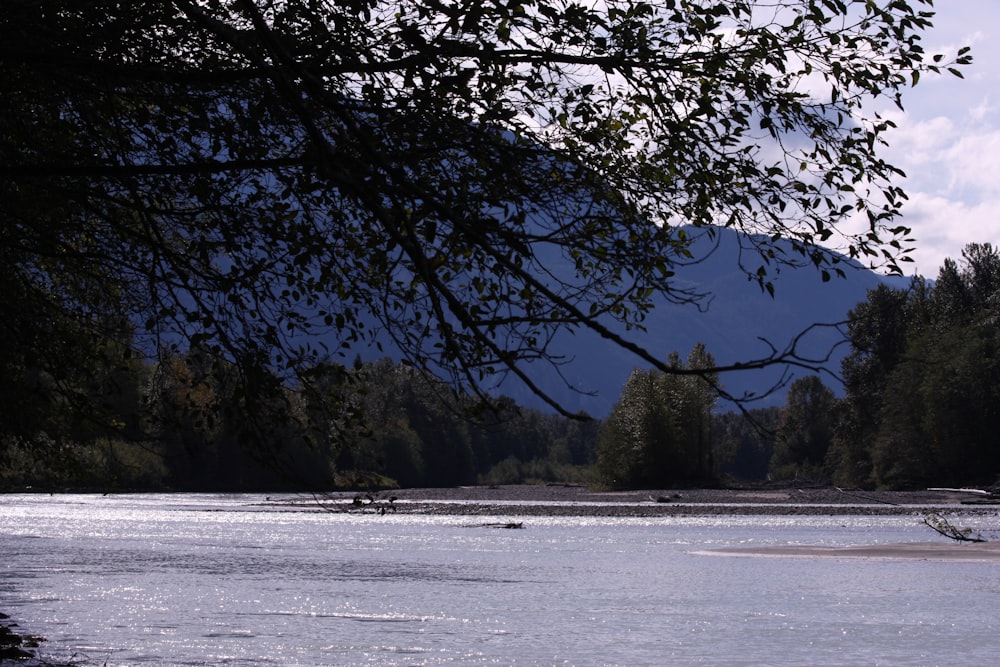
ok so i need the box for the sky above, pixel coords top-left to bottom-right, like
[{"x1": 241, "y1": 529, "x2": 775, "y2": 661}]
[{"x1": 878, "y1": 0, "x2": 1000, "y2": 277}]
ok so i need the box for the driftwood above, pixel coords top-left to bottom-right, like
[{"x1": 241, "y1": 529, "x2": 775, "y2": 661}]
[
  {"x1": 922, "y1": 513, "x2": 987, "y2": 543},
  {"x1": 927, "y1": 487, "x2": 1000, "y2": 506},
  {"x1": 834, "y1": 487, "x2": 900, "y2": 506}
]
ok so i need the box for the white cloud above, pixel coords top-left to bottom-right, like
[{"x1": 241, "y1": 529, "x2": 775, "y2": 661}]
[
  {"x1": 874, "y1": 2, "x2": 1000, "y2": 276},
  {"x1": 888, "y1": 115, "x2": 1000, "y2": 197},
  {"x1": 900, "y1": 193, "x2": 1000, "y2": 277},
  {"x1": 885, "y1": 112, "x2": 1000, "y2": 274}
]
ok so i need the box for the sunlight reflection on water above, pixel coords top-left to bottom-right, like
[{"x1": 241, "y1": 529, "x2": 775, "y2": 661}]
[{"x1": 2, "y1": 494, "x2": 999, "y2": 666}]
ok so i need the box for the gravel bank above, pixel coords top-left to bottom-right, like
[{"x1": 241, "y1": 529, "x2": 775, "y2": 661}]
[{"x1": 308, "y1": 484, "x2": 1000, "y2": 518}]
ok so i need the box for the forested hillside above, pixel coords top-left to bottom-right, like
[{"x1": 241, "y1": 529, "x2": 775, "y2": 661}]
[{"x1": 599, "y1": 243, "x2": 1000, "y2": 491}]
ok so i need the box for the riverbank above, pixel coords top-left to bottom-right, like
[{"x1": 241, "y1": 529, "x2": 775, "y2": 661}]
[
  {"x1": 0, "y1": 613, "x2": 35, "y2": 662},
  {"x1": 0, "y1": 613, "x2": 70, "y2": 666},
  {"x1": 303, "y1": 484, "x2": 1000, "y2": 518},
  {"x1": 704, "y1": 540, "x2": 1000, "y2": 561}
]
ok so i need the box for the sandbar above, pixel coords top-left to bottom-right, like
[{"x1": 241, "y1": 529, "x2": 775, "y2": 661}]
[{"x1": 702, "y1": 541, "x2": 1000, "y2": 561}]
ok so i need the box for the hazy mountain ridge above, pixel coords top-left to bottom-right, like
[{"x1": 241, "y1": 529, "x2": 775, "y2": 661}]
[{"x1": 489, "y1": 226, "x2": 912, "y2": 416}]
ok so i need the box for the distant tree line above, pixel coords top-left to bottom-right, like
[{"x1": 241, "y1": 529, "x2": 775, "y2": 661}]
[
  {"x1": 596, "y1": 243, "x2": 1000, "y2": 491},
  {"x1": 4, "y1": 243, "x2": 997, "y2": 493},
  {"x1": 0, "y1": 340, "x2": 598, "y2": 491}
]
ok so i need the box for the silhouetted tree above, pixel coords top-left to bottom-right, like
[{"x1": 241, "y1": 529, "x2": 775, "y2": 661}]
[
  {"x1": 1, "y1": 0, "x2": 969, "y2": 475},
  {"x1": 712, "y1": 407, "x2": 780, "y2": 481}
]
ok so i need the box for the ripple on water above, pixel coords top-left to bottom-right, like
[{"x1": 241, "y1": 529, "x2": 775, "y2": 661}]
[{"x1": 4, "y1": 494, "x2": 1000, "y2": 667}]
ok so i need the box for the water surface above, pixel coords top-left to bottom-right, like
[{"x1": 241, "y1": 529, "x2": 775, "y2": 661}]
[{"x1": 2, "y1": 494, "x2": 998, "y2": 666}]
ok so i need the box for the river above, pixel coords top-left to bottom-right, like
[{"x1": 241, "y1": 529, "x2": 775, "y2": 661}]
[{"x1": 2, "y1": 493, "x2": 999, "y2": 666}]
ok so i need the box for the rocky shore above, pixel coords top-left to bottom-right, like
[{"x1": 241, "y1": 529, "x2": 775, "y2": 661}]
[
  {"x1": 308, "y1": 484, "x2": 1000, "y2": 518},
  {"x1": 0, "y1": 613, "x2": 66, "y2": 666},
  {"x1": 0, "y1": 613, "x2": 36, "y2": 662}
]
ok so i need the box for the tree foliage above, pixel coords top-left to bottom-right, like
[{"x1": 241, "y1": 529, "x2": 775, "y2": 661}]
[
  {"x1": 829, "y1": 244, "x2": 1000, "y2": 489},
  {"x1": 597, "y1": 345, "x2": 717, "y2": 488},
  {"x1": 0, "y1": 0, "x2": 969, "y2": 442},
  {"x1": 578, "y1": 240, "x2": 1000, "y2": 492},
  {"x1": 711, "y1": 407, "x2": 780, "y2": 482},
  {"x1": 769, "y1": 375, "x2": 838, "y2": 481},
  {"x1": 1, "y1": 352, "x2": 596, "y2": 491}
]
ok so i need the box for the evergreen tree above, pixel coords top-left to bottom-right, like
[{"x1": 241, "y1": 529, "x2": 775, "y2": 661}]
[
  {"x1": 711, "y1": 407, "x2": 780, "y2": 481},
  {"x1": 828, "y1": 284, "x2": 915, "y2": 487}
]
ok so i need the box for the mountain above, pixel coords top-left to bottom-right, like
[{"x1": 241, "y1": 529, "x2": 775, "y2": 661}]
[{"x1": 486, "y1": 225, "x2": 911, "y2": 416}]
